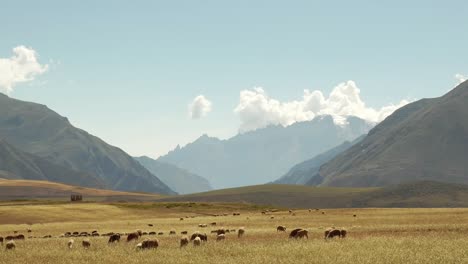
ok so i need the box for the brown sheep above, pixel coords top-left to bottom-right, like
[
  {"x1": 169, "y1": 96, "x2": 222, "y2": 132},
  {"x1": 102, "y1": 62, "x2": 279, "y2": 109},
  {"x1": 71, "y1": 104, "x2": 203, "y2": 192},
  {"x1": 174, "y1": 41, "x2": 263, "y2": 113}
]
[
  {"x1": 141, "y1": 239, "x2": 159, "y2": 249},
  {"x1": 82, "y1": 239, "x2": 91, "y2": 248},
  {"x1": 180, "y1": 236, "x2": 189, "y2": 248},
  {"x1": 289, "y1": 228, "x2": 303, "y2": 238},
  {"x1": 158, "y1": 232, "x2": 164, "y2": 235},
  {"x1": 216, "y1": 229, "x2": 226, "y2": 236},
  {"x1": 181, "y1": 231, "x2": 188, "y2": 235},
  {"x1": 148, "y1": 224, "x2": 153, "y2": 227},
  {"x1": 216, "y1": 234, "x2": 225, "y2": 241},
  {"x1": 277, "y1": 226, "x2": 286, "y2": 232},
  {"x1": 180, "y1": 218, "x2": 184, "y2": 221},
  {"x1": 210, "y1": 222, "x2": 217, "y2": 226},
  {"x1": 193, "y1": 237, "x2": 201, "y2": 246},
  {"x1": 190, "y1": 232, "x2": 208, "y2": 242},
  {"x1": 169, "y1": 230, "x2": 176, "y2": 235},
  {"x1": 149, "y1": 232, "x2": 156, "y2": 235},
  {"x1": 340, "y1": 230, "x2": 347, "y2": 238},
  {"x1": 237, "y1": 228, "x2": 245, "y2": 238},
  {"x1": 5, "y1": 240, "x2": 15, "y2": 250},
  {"x1": 295, "y1": 229, "x2": 308, "y2": 239},
  {"x1": 108, "y1": 234, "x2": 121, "y2": 243},
  {"x1": 0, "y1": 237, "x2": 3, "y2": 244},
  {"x1": 68, "y1": 239, "x2": 74, "y2": 249},
  {"x1": 27, "y1": 229, "x2": 32, "y2": 233},
  {"x1": 5, "y1": 236, "x2": 14, "y2": 241},
  {"x1": 325, "y1": 229, "x2": 342, "y2": 239},
  {"x1": 127, "y1": 232, "x2": 140, "y2": 242},
  {"x1": 198, "y1": 224, "x2": 207, "y2": 228},
  {"x1": 15, "y1": 234, "x2": 25, "y2": 240}
]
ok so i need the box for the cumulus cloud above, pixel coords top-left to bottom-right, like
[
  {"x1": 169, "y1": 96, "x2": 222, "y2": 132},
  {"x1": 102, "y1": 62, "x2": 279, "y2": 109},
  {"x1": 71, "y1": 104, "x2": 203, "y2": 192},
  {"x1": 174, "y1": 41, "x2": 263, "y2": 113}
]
[
  {"x1": 455, "y1": 73, "x2": 466, "y2": 85},
  {"x1": 0, "y1": 46, "x2": 48, "y2": 94},
  {"x1": 234, "y1": 81, "x2": 409, "y2": 132},
  {"x1": 189, "y1": 95, "x2": 212, "y2": 119}
]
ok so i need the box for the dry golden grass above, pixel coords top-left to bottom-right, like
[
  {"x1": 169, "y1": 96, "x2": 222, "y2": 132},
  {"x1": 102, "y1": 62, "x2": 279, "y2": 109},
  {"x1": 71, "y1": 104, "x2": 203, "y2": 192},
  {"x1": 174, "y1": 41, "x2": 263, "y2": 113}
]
[{"x1": 1, "y1": 203, "x2": 468, "y2": 263}]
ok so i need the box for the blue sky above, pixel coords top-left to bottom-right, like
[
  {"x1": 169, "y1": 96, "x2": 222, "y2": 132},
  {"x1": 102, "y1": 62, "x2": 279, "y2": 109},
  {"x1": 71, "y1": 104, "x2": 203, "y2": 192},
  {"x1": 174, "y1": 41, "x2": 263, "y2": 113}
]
[{"x1": 0, "y1": 0, "x2": 467, "y2": 157}]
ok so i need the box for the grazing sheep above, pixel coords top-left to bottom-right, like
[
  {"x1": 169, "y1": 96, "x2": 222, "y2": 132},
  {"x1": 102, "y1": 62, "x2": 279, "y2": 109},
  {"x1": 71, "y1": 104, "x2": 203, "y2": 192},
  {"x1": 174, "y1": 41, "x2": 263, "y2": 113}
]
[
  {"x1": 216, "y1": 229, "x2": 226, "y2": 236},
  {"x1": 193, "y1": 237, "x2": 201, "y2": 246},
  {"x1": 210, "y1": 222, "x2": 217, "y2": 226},
  {"x1": 149, "y1": 232, "x2": 156, "y2": 236},
  {"x1": 190, "y1": 232, "x2": 208, "y2": 242},
  {"x1": 308, "y1": 209, "x2": 312, "y2": 213},
  {"x1": 238, "y1": 228, "x2": 245, "y2": 238},
  {"x1": 216, "y1": 234, "x2": 225, "y2": 241},
  {"x1": 230, "y1": 229, "x2": 236, "y2": 232},
  {"x1": 181, "y1": 231, "x2": 188, "y2": 235},
  {"x1": 141, "y1": 239, "x2": 159, "y2": 249},
  {"x1": 108, "y1": 234, "x2": 121, "y2": 243},
  {"x1": 288, "y1": 210, "x2": 293, "y2": 214},
  {"x1": 270, "y1": 216, "x2": 275, "y2": 219},
  {"x1": 27, "y1": 229, "x2": 32, "y2": 233},
  {"x1": 289, "y1": 228, "x2": 303, "y2": 238},
  {"x1": 321, "y1": 211, "x2": 325, "y2": 215},
  {"x1": 136, "y1": 243, "x2": 143, "y2": 250},
  {"x1": 353, "y1": 214, "x2": 357, "y2": 217},
  {"x1": 277, "y1": 226, "x2": 286, "y2": 232},
  {"x1": 82, "y1": 239, "x2": 91, "y2": 248},
  {"x1": 127, "y1": 232, "x2": 140, "y2": 242},
  {"x1": 295, "y1": 229, "x2": 308, "y2": 239},
  {"x1": 325, "y1": 229, "x2": 342, "y2": 239},
  {"x1": 0, "y1": 237, "x2": 3, "y2": 244},
  {"x1": 148, "y1": 224, "x2": 153, "y2": 227},
  {"x1": 180, "y1": 236, "x2": 189, "y2": 248},
  {"x1": 5, "y1": 236, "x2": 13, "y2": 241},
  {"x1": 68, "y1": 239, "x2": 74, "y2": 249},
  {"x1": 198, "y1": 224, "x2": 207, "y2": 228},
  {"x1": 180, "y1": 218, "x2": 184, "y2": 221},
  {"x1": 340, "y1": 230, "x2": 347, "y2": 238},
  {"x1": 14, "y1": 234, "x2": 25, "y2": 240},
  {"x1": 158, "y1": 232, "x2": 164, "y2": 235},
  {"x1": 169, "y1": 230, "x2": 176, "y2": 235},
  {"x1": 5, "y1": 240, "x2": 15, "y2": 250}
]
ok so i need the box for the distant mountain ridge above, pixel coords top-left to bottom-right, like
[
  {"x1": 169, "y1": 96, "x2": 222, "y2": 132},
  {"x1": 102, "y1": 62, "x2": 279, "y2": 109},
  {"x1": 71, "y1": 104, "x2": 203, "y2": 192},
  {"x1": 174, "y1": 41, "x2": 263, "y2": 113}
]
[
  {"x1": 0, "y1": 93, "x2": 175, "y2": 194},
  {"x1": 0, "y1": 139, "x2": 104, "y2": 188},
  {"x1": 309, "y1": 80, "x2": 468, "y2": 187},
  {"x1": 158, "y1": 115, "x2": 373, "y2": 188},
  {"x1": 135, "y1": 156, "x2": 212, "y2": 194},
  {"x1": 273, "y1": 135, "x2": 365, "y2": 185}
]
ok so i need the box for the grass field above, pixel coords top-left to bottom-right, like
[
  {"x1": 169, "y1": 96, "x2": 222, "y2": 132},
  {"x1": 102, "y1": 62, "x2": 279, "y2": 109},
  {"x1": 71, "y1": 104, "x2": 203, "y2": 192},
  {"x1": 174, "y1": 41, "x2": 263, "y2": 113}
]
[{"x1": 1, "y1": 202, "x2": 468, "y2": 264}]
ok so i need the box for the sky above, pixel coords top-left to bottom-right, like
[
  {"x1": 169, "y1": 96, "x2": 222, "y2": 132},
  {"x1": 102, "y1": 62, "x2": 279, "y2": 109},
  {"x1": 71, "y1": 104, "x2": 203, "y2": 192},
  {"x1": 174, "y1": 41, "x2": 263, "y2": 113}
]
[{"x1": 0, "y1": 0, "x2": 467, "y2": 158}]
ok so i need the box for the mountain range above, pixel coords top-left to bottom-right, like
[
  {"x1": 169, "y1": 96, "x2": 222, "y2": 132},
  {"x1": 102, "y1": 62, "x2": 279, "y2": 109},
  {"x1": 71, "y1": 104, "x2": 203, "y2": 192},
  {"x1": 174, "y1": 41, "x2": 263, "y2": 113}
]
[
  {"x1": 135, "y1": 156, "x2": 212, "y2": 194},
  {"x1": 309, "y1": 80, "x2": 468, "y2": 187},
  {"x1": 0, "y1": 93, "x2": 175, "y2": 194},
  {"x1": 158, "y1": 116, "x2": 373, "y2": 188},
  {"x1": 273, "y1": 135, "x2": 365, "y2": 185}
]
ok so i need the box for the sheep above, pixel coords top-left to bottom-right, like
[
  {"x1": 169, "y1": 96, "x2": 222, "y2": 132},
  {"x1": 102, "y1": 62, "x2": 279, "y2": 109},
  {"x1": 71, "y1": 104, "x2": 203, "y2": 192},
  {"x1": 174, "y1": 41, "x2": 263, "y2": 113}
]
[
  {"x1": 148, "y1": 224, "x2": 153, "y2": 227},
  {"x1": 210, "y1": 222, "x2": 217, "y2": 226},
  {"x1": 277, "y1": 226, "x2": 286, "y2": 232},
  {"x1": 169, "y1": 230, "x2": 176, "y2": 235},
  {"x1": 198, "y1": 224, "x2": 207, "y2": 228},
  {"x1": 136, "y1": 230, "x2": 143, "y2": 236},
  {"x1": 325, "y1": 229, "x2": 342, "y2": 239},
  {"x1": 295, "y1": 229, "x2": 308, "y2": 239},
  {"x1": 141, "y1": 239, "x2": 159, "y2": 249},
  {"x1": 180, "y1": 218, "x2": 184, "y2": 221},
  {"x1": 149, "y1": 232, "x2": 156, "y2": 235},
  {"x1": 0, "y1": 237, "x2": 3, "y2": 244},
  {"x1": 68, "y1": 239, "x2": 74, "y2": 249},
  {"x1": 193, "y1": 237, "x2": 201, "y2": 246},
  {"x1": 180, "y1": 236, "x2": 189, "y2": 248},
  {"x1": 82, "y1": 239, "x2": 91, "y2": 248},
  {"x1": 136, "y1": 243, "x2": 143, "y2": 250},
  {"x1": 181, "y1": 231, "x2": 188, "y2": 235},
  {"x1": 127, "y1": 232, "x2": 140, "y2": 242},
  {"x1": 340, "y1": 229, "x2": 347, "y2": 238},
  {"x1": 108, "y1": 234, "x2": 121, "y2": 243},
  {"x1": 5, "y1": 240, "x2": 15, "y2": 250},
  {"x1": 289, "y1": 228, "x2": 303, "y2": 238},
  {"x1": 190, "y1": 232, "x2": 208, "y2": 242},
  {"x1": 238, "y1": 227, "x2": 245, "y2": 238},
  {"x1": 158, "y1": 232, "x2": 164, "y2": 235},
  {"x1": 216, "y1": 234, "x2": 225, "y2": 241}
]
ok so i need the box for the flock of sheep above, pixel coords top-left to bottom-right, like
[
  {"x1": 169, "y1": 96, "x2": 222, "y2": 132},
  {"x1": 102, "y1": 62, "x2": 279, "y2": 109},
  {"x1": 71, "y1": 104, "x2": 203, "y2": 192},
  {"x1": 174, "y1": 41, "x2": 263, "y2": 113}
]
[{"x1": 1, "y1": 209, "x2": 349, "y2": 251}]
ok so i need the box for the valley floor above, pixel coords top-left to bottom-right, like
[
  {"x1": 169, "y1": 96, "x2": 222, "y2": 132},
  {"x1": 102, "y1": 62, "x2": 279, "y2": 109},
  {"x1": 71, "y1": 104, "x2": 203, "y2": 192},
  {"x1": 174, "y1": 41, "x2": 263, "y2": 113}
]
[{"x1": 0, "y1": 202, "x2": 468, "y2": 264}]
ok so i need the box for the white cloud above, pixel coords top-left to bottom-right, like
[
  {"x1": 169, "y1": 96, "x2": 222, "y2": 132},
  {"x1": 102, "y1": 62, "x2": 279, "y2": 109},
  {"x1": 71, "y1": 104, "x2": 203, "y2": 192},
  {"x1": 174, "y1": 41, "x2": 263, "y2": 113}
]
[
  {"x1": 189, "y1": 95, "x2": 212, "y2": 119},
  {"x1": 455, "y1": 73, "x2": 466, "y2": 85},
  {"x1": 234, "y1": 80, "x2": 409, "y2": 132},
  {"x1": 0, "y1": 46, "x2": 48, "y2": 94}
]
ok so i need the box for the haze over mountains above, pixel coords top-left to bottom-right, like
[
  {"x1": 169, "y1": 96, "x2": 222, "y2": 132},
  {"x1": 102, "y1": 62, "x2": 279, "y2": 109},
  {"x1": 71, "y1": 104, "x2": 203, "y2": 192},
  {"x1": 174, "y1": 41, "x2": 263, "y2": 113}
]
[
  {"x1": 135, "y1": 156, "x2": 212, "y2": 194},
  {"x1": 158, "y1": 116, "x2": 373, "y2": 188},
  {"x1": 0, "y1": 93, "x2": 175, "y2": 194},
  {"x1": 273, "y1": 135, "x2": 365, "y2": 185},
  {"x1": 309, "y1": 80, "x2": 468, "y2": 187}
]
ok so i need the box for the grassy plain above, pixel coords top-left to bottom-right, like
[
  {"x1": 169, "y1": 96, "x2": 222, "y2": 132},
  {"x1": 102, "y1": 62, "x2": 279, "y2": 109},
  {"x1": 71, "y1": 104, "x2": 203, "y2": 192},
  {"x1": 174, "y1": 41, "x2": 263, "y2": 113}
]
[{"x1": 1, "y1": 202, "x2": 468, "y2": 263}]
